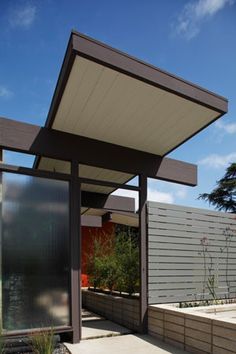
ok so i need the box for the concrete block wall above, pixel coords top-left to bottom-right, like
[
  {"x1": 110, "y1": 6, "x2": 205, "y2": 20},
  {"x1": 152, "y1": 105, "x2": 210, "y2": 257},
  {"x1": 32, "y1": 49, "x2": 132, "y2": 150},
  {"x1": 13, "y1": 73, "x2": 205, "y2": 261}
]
[
  {"x1": 148, "y1": 305, "x2": 236, "y2": 354},
  {"x1": 82, "y1": 289, "x2": 140, "y2": 331}
]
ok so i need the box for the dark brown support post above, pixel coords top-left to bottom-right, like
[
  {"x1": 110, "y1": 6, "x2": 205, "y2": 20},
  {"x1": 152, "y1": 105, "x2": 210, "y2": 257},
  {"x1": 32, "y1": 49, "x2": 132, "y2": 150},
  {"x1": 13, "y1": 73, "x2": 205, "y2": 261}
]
[
  {"x1": 0, "y1": 149, "x2": 2, "y2": 328},
  {"x1": 139, "y1": 174, "x2": 148, "y2": 333},
  {"x1": 70, "y1": 161, "x2": 81, "y2": 343}
]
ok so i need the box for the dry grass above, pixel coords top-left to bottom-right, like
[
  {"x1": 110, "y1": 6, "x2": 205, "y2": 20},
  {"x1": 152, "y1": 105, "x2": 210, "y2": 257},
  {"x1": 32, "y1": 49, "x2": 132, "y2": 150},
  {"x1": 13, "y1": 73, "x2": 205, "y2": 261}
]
[
  {"x1": 0, "y1": 325, "x2": 5, "y2": 354},
  {"x1": 30, "y1": 328, "x2": 55, "y2": 354}
]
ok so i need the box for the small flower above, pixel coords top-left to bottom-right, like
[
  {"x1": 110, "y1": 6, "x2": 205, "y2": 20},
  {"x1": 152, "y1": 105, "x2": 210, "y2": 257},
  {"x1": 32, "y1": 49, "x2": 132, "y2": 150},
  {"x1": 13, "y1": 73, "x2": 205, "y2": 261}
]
[{"x1": 200, "y1": 236, "x2": 208, "y2": 246}]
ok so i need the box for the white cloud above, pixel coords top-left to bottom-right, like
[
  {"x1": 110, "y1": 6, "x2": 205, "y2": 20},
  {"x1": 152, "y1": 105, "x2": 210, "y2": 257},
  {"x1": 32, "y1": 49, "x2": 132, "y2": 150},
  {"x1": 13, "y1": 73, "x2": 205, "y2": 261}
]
[
  {"x1": 199, "y1": 152, "x2": 236, "y2": 168},
  {"x1": 215, "y1": 120, "x2": 236, "y2": 134},
  {"x1": 9, "y1": 3, "x2": 36, "y2": 29},
  {"x1": 148, "y1": 188, "x2": 174, "y2": 204},
  {"x1": 174, "y1": 0, "x2": 234, "y2": 40},
  {"x1": 175, "y1": 188, "x2": 188, "y2": 199},
  {"x1": 0, "y1": 86, "x2": 13, "y2": 99}
]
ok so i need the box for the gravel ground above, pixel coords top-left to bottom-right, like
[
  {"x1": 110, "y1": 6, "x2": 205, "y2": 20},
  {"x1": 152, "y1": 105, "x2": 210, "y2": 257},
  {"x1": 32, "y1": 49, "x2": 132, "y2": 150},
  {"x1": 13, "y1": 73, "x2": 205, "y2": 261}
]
[
  {"x1": 4, "y1": 343, "x2": 70, "y2": 354},
  {"x1": 54, "y1": 344, "x2": 70, "y2": 354}
]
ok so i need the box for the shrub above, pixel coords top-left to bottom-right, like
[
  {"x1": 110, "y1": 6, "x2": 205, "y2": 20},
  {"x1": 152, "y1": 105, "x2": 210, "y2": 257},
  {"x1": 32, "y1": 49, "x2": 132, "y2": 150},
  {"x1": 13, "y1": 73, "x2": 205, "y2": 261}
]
[
  {"x1": 115, "y1": 232, "x2": 139, "y2": 295},
  {"x1": 86, "y1": 237, "x2": 114, "y2": 290},
  {"x1": 86, "y1": 229, "x2": 139, "y2": 296}
]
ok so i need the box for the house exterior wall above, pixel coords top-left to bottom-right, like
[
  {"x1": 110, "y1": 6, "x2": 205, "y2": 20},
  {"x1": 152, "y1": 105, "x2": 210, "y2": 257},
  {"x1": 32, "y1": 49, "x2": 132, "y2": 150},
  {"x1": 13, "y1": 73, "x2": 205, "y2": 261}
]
[{"x1": 148, "y1": 201, "x2": 236, "y2": 304}]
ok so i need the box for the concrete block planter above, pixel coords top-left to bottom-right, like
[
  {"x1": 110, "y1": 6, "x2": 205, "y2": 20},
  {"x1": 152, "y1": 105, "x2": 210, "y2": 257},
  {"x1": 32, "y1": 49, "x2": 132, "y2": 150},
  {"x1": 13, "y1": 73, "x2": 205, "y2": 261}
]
[
  {"x1": 148, "y1": 303, "x2": 236, "y2": 354},
  {"x1": 82, "y1": 289, "x2": 140, "y2": 331}
]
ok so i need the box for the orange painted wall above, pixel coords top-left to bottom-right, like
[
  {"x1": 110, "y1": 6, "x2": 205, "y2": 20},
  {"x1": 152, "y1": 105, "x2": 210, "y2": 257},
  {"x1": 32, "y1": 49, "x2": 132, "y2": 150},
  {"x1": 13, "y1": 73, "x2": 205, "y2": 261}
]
[{"x1": 81, "y1": 222, "x2": 115, "y2": 287}]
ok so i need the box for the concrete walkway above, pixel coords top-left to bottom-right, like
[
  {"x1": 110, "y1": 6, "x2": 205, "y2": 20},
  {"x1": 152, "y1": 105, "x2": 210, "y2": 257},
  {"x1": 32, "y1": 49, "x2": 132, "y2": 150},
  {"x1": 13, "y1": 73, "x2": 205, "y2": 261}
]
[
  {"x1": 82, "y1": 319, "x2": 132, "y2": 339},
  {"x1": 65, "y1": 334, "x2": 189, "y2": 354},
  {"x1": 81, "y1": 308, "x2": 132, "y2": 339}
]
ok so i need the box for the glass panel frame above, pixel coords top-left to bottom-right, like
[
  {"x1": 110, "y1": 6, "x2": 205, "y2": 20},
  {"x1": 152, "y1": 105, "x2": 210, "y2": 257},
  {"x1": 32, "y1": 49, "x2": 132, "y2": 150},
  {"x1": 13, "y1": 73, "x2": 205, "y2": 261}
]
[{"x1": 0, "y1": 171, "x2": 71, "y2": 333}]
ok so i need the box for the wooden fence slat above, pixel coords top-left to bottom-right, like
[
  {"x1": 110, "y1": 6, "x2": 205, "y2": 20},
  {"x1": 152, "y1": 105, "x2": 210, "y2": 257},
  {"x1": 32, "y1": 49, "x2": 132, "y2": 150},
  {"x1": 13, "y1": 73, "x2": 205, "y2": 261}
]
[{"x1": 148, "y1": 201, "x2": 236, "y2": 304}]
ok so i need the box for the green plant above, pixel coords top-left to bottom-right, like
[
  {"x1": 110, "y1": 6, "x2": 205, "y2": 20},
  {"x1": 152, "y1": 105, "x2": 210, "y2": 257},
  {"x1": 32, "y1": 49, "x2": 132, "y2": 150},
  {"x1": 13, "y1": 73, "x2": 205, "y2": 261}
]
[
  {"x1": 0, "y1": 325, "x2": 5, "y2": 354},
  {"x1": 198, "y1": 162, "x2": 236, "y2": 212},
  {"x1": 115, "y1": 233, "x2": 139, "y2": 295},
  {"x1": 30, "y1": 328, "x2": 55, "y2": 354},
  {"x1": 199, "y1": 236, "x2": 218, "y2": 302},
  {"x1": 207, "y1": 275, "x2": 217, "y2": 301},
  {"x1": 102, "y1": 254, "x2": 119, "y2": 293},
  {"x1": 86, "y1": 229, "x2": 139, "y2": 297},
  {"x1": 86, "y1": 236, "x2": 115, "y2": 290},
  {"x1": 220, "y1": 227, "x2": 236, "y2": 297}
]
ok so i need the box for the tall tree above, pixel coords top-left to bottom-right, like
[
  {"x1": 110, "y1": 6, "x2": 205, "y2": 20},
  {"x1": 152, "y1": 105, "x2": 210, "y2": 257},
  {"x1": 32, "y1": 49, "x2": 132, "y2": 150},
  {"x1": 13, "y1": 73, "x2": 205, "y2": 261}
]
[{"x1": 198, "y1": 163, "x2": 236, "y2": 213}]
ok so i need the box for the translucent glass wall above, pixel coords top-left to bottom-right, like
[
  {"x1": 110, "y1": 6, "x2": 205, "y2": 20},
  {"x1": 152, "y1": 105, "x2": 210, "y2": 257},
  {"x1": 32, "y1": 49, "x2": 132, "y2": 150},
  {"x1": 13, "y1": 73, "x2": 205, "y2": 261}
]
[{"x1": 0, "y1": 172, "x2": 70, "y2": 332}]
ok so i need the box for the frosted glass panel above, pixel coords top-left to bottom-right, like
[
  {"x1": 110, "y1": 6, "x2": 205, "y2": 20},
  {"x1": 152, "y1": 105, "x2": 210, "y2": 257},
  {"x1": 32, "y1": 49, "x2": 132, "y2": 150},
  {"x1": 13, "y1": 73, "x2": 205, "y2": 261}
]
[{"x1": 1, "y1": 173, "x2": 70, "y2": 331}]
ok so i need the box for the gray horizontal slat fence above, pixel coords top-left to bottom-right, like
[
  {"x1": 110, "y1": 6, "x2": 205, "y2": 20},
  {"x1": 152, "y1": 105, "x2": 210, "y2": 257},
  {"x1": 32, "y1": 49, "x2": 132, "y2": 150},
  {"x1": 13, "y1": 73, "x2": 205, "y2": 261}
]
[{"x1": 148, "y1": 201, "x2": 236, "y2": 304}]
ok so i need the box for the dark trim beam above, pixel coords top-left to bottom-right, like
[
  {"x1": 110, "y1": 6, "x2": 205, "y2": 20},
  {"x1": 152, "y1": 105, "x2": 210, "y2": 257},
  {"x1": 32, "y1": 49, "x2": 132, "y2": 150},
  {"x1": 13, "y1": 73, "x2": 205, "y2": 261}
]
[
  {"x1": 0, "y1": 117, "x2": 197, "y2": 186},
  {"x1": 81, "y1": 215, "x2": 102, "y2": 227},
  {"x1": 0, "y1": 163, "x2": 70, "y2": 181},
  {"x1": 46, "y1": 33, "x2": 76, "y2": 131},
  {"x1": 79, "y1": 177, "x2": 140, "y2": 191},
  {"x1": 72, "y1": 32, "x2": 227, "y2": 114},
  {"x1": 81, "y1": 191, "x2": 135, "y2": 212}
]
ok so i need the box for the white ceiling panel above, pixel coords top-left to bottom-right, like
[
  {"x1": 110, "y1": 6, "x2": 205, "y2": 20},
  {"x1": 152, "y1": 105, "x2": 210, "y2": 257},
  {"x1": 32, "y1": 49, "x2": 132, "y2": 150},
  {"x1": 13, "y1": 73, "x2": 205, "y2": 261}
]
[{"x1": 52, "y1": 56, "x2": 220, "y2": 156}]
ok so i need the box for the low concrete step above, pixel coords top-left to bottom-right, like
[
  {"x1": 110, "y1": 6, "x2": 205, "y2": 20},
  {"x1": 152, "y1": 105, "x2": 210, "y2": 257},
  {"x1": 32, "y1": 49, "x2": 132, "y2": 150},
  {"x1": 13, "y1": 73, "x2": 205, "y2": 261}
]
[
  {"x1": 82, "y1": 320, "x2": 133, "y2": 340},
  {"x1": 82, "y1": 309, "x2": 104, "y2": 322}
]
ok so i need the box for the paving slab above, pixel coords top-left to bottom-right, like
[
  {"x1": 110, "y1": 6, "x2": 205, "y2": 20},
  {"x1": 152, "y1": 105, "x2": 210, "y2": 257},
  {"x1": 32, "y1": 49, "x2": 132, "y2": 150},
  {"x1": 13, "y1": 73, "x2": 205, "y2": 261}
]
[
  {"x1": 65, "y1": 334, "x2": 189, "y2": 354},
  {"x1": 82, "y1": 319, "x2": 132, "y2": 339}
]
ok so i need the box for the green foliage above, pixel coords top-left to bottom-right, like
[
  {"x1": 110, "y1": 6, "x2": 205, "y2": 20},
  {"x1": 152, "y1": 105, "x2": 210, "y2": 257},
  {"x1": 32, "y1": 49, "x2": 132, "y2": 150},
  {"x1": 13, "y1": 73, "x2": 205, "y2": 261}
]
[
  {"x1": 207, "y1": 275, "x2": 217, "y2": 301},
  {"x1": 86, "y1": 229, "x2": 139, "y2": 296},
  {"x1": 115, "y1": 232, "x2": 139, "y2": 296},
  {"x1": 0, "y1": 326, "x2": 5, "y2": 354},
  {"x1": 86, "y1": 237, "x2": 114, "y2": 290},
  {"x1": 30, "y1": 328, "x2": 55, "y2": 354},
  {"x1": 198, "y1": 162, "x2": 236, "y2": 212}
]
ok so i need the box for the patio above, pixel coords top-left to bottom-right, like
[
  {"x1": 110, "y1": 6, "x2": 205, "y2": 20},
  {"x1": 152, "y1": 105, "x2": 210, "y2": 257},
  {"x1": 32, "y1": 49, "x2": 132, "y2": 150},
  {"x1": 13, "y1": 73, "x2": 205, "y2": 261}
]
[{"x1": 65, "y1": 333, "x2": 188, "y2": 354}]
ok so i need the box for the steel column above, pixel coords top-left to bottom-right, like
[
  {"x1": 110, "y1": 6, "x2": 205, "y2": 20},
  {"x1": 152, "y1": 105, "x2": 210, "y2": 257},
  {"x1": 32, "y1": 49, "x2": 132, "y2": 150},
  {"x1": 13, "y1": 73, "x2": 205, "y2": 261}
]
[
  {"x1": 138, "y1": 174, "x2": 148, "y2": 333},
  {"x1": 70, "y1": 161, "x2": 81, "y2": 343}
]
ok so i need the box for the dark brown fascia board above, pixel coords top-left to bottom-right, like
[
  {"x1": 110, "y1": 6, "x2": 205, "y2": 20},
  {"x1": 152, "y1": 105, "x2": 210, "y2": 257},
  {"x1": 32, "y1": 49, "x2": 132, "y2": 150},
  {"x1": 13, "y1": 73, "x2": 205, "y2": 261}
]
[
  {"x1": 81, "y1": 215, "x2": 102, "y2": 227},
  {"x1": 43, "y1": 30, "x2": 228, "y2": 160},
  {"x1": 71, "y1": 31, "x2": 227, "y2": 113},
  {"x1": 45, "y1": 32, "x2": 76, "y2": 129},
  {"x1": 79, "y1": 176, "x2": 139, "y2": 191},
  {"x1": 0, "y1": 116, "x2": 197, "y2": 186},
  {"x1": 81, "y1": 191, "x2": 135, "y2": 212}
]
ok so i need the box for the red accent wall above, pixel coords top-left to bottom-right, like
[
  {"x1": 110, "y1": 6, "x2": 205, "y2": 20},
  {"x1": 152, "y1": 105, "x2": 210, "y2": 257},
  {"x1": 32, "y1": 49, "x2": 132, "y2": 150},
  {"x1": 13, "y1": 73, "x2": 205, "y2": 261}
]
[{"x1": 81, "y1": 222, "x2": 115, "y2": 287}]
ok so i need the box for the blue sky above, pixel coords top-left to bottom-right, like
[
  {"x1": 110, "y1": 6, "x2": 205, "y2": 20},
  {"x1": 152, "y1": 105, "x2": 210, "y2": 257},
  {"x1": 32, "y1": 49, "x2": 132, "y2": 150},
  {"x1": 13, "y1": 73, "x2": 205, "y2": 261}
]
[{"x1": 0, "y1": 0, "x2": 235, "y2": 210}]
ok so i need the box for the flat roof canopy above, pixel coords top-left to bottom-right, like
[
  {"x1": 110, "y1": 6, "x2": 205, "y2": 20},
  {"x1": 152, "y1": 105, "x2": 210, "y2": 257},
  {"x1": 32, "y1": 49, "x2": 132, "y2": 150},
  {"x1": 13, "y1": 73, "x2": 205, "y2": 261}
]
[
  {"x1": 45, "y1": 31, "x2": 227, "y2": 155},
  {"x1": 37, "y1": 31, "x2": 227, "y2": 194}
]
